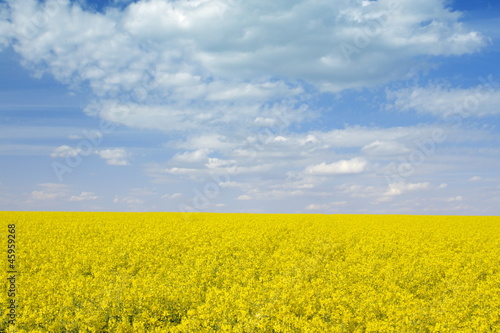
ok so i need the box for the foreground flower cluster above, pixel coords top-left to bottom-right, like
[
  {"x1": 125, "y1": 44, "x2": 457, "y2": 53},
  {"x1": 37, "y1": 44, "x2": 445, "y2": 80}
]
[{"x1": 2, "y1": 212, "x2": 499, "y2": 332}]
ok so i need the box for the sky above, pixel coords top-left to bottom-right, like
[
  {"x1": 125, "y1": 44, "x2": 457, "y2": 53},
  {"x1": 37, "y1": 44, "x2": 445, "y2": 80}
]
[{"x1": 0, "y1": 0, "x2": 499, "y2": 214}]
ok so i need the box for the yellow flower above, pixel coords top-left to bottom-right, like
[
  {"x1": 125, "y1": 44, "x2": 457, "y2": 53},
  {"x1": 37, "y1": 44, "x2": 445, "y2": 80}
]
[{"x1": 1, "y1": 212, "x2": 498, "y2": 332}]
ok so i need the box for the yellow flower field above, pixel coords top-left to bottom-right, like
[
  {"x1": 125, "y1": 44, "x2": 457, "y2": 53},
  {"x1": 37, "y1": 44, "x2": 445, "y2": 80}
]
[{"x1": 1, "y1": 212, "x2": 499, "y2": 332}]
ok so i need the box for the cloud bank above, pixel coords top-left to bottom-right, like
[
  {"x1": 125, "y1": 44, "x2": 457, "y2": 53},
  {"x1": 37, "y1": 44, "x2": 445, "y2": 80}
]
[{"x1": 1, "y1": 0, "x2": 486, "y2": 133}]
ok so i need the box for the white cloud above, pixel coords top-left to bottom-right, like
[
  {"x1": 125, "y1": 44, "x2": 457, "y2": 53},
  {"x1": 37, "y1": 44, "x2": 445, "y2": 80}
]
[
  {"x1": 384, "y1": 181, "x2": 431, "y2": 196},
  {"x1": 141, "y1": 116, "x2": 499, "y2": 210},
  {"x1": 305, "y1": 203, "x2": 330, "y2": 211},
  {"x1": 237, "y1": 195, "x2": 252, "y2": 200},
  {"x1": 146, "y1": 123, "x2": 494, "y2": 199},
  {"x1": 37, "y1": 183, "x2": 67, "y2": 190},
  {"x1": 172, "y1": 149, "x2": 212, "y2": 163},
  {"x1": 162, "y1": 193, "x2": 183, "y2": 199},
  {"x1": 50, "y1": 145, "x2": 81, "y2": 158},
  {"x1": 302, "y1": 135, "x2": 318, "y2": 145},
  {"x1": 362, "y1": 140, "x2": 410, "y2": 156},
  {"x1": 254, "y1": 117, "x2": 278, "y2": 127},
  {"x1": 113, "y1": 195, "x2": 144, "y2": 205},
  {"x1": 387, "y1": 82, "x2": 500, "y2": 118},
  {"x1": 162, "y1": 167, "x2": 200, "y2": 175},
  {"x1": 469, "y1": 176, "x2": 481, "y2": 181},
  {"x1": 305, "y1": 201, "x2": 347, "y2": 211},
  {"x1": 31, "y1": 190, "x2": 60, "y2": 200},
  {"x1": 273, "y1": 136, "x2": 288, "y2": 143},
  {"x1": 1, "y1": 0, "x2": 486, "y2": 133},
  {"x1": 30, "y1": 183, "x2": 68, "y2": 200},
  {"x1": 337, "y1": 184, "x2": 379, "y2": 199},
  {"x1": 69, "y1": 192, "x2": 98, "y2": 201},
  {"x1": 446, "y1": 196, "x2": 464, "y2": 202},
  {"x1": 205, "y1": 158, "x2": 236, "y2": 169},
  {"x1": 314, "y1": 125, "x2": 442, "y2": 148},
  {"x1": 305, "y1": 157, "x2": 367, "y2": 175},
  {"x1": 95, "y1": 148, "x2": 131, "y2": 166},
  {"x1": 171, "y1": 134, "x2": 238, "y2": 151},
  {"x1": 2, "y1": 0, "x2": 493, "y2": 214}
]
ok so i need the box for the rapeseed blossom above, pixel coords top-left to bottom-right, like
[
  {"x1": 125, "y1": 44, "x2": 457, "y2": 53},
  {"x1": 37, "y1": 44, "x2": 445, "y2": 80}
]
[{"x1": 1, "y1": 212, "x2": 499, "y2": 332}]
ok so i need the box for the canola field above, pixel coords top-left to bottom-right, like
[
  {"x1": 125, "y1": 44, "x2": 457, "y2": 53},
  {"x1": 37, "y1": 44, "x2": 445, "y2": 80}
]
[{"x1": 1, "y1": 212, "x2": 500, "y2": 332}]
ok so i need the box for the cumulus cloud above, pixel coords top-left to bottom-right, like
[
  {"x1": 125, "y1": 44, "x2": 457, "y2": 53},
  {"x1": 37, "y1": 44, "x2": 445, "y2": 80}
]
[
  {"x1": 172, "y1": 149, "x2": 213, "y2": 163},
  {"x1": 273, "y1": 136, "x2": 288, "y2": 143},
  {"x1": 384, "y1": 181, "x2": 431, "y2": 196},
  {"x1": 146, "y1": 123, "x2": 493, "y2": 191},
  {"x1": 1, "y1": 0, "x2": 486, "y2": 133},
  {"x1": 2, "y1": 0, "x2": 495, "y2": 214},
  {"x1": 50, "y1": 145, "x2": 81, "y2": 158},
  {"x1": 95, "y1": 148, "x2": 131, "y2": 166},
  {"x1": 305, "y1": 157, "x2": 367, "y2": 175}
]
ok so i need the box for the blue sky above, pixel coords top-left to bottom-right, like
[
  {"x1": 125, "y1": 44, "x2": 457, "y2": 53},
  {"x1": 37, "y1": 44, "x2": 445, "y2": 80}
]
[{"x1": 0, "y1": 0, "x2": 499, "y2": 214}]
